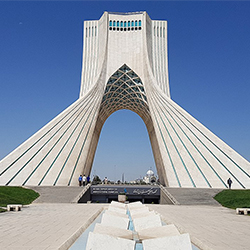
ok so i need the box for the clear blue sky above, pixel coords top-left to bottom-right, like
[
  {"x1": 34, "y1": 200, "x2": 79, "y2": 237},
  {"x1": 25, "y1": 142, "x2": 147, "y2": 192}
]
[{"x1": 0, "y1": 1, "x2": 250, "y2": 182}]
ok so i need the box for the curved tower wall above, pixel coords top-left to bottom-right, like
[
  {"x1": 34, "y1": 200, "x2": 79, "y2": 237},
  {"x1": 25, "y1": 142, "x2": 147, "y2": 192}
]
[
  {"x1": 80, "y1": 12, "x2": 170, "y2": 97},
  {"x1": 0, "y1": 11, "x2": 250, "y2": 188}
]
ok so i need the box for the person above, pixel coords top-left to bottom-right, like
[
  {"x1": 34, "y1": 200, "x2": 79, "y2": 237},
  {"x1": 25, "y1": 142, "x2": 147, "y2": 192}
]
[
  {"x1": 87, "y1": 175, "x2": 90, "y2": 184},
  {"x1": 78, "y1": 175, "x2": 83, "y2": 186},
  {"x1": 104, "y1": 177, "x2": 108, "y2": 185},
  {"x1": 227, "y1": 178, "x2": 232, "y2": 189},
  {"x1": 82, "y1": 174, "x2": 86, "y2": 186}
]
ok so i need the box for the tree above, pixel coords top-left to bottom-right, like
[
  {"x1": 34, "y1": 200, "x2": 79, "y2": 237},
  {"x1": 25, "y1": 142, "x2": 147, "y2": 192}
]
[{"x1": 92, "y1": 175, "x2": 102, "y2": 185}]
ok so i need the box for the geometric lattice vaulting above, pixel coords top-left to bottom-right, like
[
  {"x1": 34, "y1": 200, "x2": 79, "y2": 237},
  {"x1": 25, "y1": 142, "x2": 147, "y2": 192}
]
[
  {"x1": 99, "y1": 64, "x2": 150, "y2": 122},
  {"x1": 1, "y1": 11, "x2": 250, "y2": 188}
]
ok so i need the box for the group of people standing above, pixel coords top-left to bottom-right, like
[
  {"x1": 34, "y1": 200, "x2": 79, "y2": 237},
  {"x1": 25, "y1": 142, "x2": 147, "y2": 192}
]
[
  {"x1": 78, "y1": 174, "x2": 90, "y2": 186},
  {"x1": 78, "y1": 175, "x2": 234, "y2": 188}
]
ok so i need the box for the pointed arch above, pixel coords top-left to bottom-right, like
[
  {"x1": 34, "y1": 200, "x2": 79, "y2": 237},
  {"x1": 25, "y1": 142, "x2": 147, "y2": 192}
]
[{"x1": 99, "y1": 64, "x2": 150, "y2": 123}]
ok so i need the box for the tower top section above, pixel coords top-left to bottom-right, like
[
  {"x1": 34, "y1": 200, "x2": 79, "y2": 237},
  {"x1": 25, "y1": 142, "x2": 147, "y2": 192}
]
[
  {"x1": 107, "y1": 11, "x2": 145, "y2": 15},
  {"x1": 80, "y1": 11, "x2": 170, "y2": 97}
]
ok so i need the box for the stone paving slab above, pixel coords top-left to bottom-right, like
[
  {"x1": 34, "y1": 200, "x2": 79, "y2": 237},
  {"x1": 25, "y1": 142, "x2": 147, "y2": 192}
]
[
  {"x1": 86, "y1": 232, "x2": 135, "y2": 250},
  {"x1": 143, "y1": 233, "x2": 192, "y2": 250},
  {"x1": 138, "y1": 224, "x2": 180, "y2": 240},
  {"x1": 133, "y1": 213, "x2": 162, "y2": 231},
  {"x1": 131, "y1": 211, "x2": 156, "y2": 220},
  {"x1": 104, "y1": 210, "x2": 129, "y2": 218},
  {"x1": 130, "y1": 206, "x2": 149, "y2": 216},
  {"x1": 93, "y1": 223, "x2": 133, "y2": 239},
  {"x1": 147, "y1": 204, "x2": 250, "y2": 250},
  {"x1": 101, "y1": 213, "x2": 129, "y2": 229},
  {"x1": 107, "y1": 205, "x2": 127, "y2": 214},
  {"x1": 110, "y1": 201, "x2": 127, "y2": 208},
  {"x1": 0, "y1": 203, "x2": 104, "y2": 250},
  {"x1": 127, "y1": 201, "x2": 143, "y2": 209}
]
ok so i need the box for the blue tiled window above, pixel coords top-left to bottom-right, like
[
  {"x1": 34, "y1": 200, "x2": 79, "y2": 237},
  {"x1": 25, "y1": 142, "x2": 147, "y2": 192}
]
[{"x1": 108, "y1": 19, "x2": 142, "y2": 31}]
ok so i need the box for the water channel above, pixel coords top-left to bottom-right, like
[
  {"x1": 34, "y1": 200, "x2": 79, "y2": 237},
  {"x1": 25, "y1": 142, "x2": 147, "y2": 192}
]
[{"x1": 69, "y1": 209, "x2": 200, "y2": 250}]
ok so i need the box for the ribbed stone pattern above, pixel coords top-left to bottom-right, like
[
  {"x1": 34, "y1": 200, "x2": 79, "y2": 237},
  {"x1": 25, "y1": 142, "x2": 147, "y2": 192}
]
[{"x1": 1, "y1": 11, "x2": 250, "y2": 188}]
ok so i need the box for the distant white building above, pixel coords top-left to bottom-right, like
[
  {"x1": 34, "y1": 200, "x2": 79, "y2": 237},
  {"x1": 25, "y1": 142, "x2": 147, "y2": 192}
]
[
  {"x1": 143, "y1": 170, "x2": 156, "y2": 184},
  {"x1": 0, "y1": 12, "x2": 250, "y2": 188}
]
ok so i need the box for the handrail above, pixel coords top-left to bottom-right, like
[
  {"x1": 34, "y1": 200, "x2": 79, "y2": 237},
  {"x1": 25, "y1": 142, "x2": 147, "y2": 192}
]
[
  {"x1": 71, "y1": 183, "x2": 91, "y2": 203},
  {"x1": 159, "y1": 185, "x2": 180, "y2": 205}
]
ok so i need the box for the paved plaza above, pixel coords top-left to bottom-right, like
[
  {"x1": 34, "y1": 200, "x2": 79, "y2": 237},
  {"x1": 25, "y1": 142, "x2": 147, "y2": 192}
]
[
  {"x1": 0, "y1": 203, "x2": 104, "y2": 250},
  {"x1": 1, "y1": 202, "x2": 250, "y2": 250},
  {"x1": 148, "y1": 204, "x2": 250, "y2": 250}
]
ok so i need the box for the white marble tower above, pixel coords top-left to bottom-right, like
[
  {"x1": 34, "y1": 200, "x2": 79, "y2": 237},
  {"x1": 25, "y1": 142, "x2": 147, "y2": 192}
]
[{"x1": 1, "y1": 12, "x2": 250, "y2": 188}]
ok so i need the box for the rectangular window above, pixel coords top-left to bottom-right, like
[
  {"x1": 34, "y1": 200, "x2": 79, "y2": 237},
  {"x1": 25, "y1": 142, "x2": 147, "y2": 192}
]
[
  {"x1": 139, "y1": 20, "x2": 141, "y2": 27},
  {"x1": 124, "y1": 21, "x2": 127, "y2": 27},
  {"x1": 109, "y1": 20, "x2": 112, "y2": 27},
  {"x1": 132, "y1": 21, "x2": 134, "y2": 27},
  {"x1": 135, "y1": 20, "x2": 138, "y2": 27},
  {"x1": 128, "y1": 21, "x2": 130, "y2": 27},
  {"x1": 121, "y1": 21, "x2": 123, "y2": 27},
  {"x1": 113, "y1": 21, "x2": 116, "y2": 27}
]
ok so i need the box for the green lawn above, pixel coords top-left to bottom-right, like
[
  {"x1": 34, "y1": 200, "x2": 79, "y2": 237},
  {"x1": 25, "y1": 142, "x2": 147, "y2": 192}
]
[
  {"x1": 214, "y1": 189, "x2": 250, "y2": 209},
  {"x1": 0, "y1": 186, "x2": 39, "y2": 208}
]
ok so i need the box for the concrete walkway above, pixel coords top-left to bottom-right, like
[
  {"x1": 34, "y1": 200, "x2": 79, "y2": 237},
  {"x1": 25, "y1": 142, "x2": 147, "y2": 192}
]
[
  {"x1": 1, "y1": 203, "x2": 250, "y2": 250},
  {"x1": 0, "y1": 203, "x2": 104, "y2": 250},
  {"x1": 30, "y1": 186, "x2": 89, "y2": 203},
  {"x1": 163, "y1": 187, "x2": 223, "y2": 205},
  {"x1": 147, "y1": 204, "x2": 250, "y2": 250}
]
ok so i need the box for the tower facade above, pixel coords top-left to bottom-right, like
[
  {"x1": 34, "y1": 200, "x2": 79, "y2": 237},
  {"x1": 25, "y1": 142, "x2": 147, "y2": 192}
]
[{"x1": 1, "y1": 12, "x2": 250, "y2": 188}]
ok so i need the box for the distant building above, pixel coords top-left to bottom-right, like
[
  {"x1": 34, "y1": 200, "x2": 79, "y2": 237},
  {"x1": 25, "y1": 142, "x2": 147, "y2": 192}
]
[{"x1": 143, "y1": 170, "x2": 156, "y2": 184}]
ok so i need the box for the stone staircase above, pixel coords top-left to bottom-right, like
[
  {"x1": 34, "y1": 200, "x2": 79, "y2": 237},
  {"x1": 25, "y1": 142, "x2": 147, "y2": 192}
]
[
  {"x1": 29, "y1": 185, "x2": 90, "y2": 203},
  {"x1": 162, "y1": 187, "x2": 223, "y2": 206},
  {"x1": 29, "y1": 185, "x2": 222, "y2": 205}
]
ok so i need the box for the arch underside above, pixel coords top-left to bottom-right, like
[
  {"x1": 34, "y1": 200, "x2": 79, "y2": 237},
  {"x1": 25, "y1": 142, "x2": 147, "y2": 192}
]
[
  {"x1": 0, "y1": 65, "x2": 250, "y2": 188},
  {"x1": 83, "y1": 64, "x2": 168, "y2": 186}
]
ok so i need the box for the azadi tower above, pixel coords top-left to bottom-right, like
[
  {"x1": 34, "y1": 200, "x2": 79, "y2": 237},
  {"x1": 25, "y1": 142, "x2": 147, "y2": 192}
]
[{"x1": 1, "y1": 12, "x2": 250, "y2": 188}]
